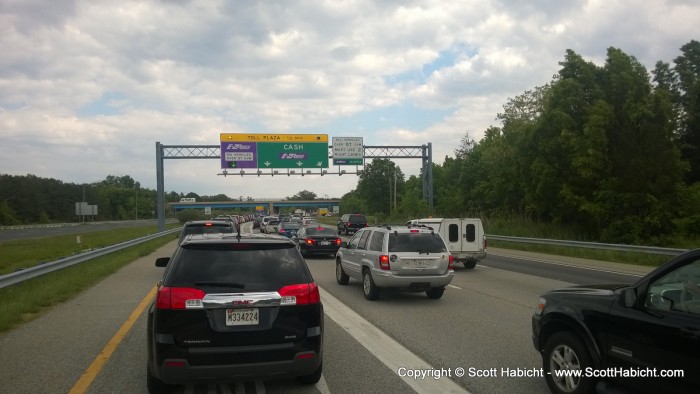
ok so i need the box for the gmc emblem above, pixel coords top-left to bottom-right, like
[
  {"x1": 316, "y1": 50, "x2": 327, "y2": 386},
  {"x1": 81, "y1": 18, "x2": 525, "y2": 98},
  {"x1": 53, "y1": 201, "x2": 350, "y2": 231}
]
[{"x1": 232, "y1": 300, "x2": 252, "y2": 305}]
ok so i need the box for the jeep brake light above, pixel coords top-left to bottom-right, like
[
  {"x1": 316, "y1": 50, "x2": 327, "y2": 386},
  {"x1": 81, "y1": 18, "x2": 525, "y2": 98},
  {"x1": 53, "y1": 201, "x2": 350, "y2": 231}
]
[
  {"x1": 156, "y1": 287, "x2": 206, "y2": 310},
  {"x1": 379, "y1": 255, "x2": 390, "y2": 270},
  {"x1": 448, "y1": 255, "x2": 455, "y2": 270},
  {"x1": 278, "y1": 283, "x2": 321, "y2": 305}
]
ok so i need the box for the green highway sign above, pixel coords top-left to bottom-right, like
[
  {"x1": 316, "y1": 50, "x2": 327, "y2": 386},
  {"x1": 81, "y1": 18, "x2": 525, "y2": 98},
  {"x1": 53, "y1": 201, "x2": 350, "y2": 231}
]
[{"x1": 257, "y1": 142, "x2": 329, "y2": 169}]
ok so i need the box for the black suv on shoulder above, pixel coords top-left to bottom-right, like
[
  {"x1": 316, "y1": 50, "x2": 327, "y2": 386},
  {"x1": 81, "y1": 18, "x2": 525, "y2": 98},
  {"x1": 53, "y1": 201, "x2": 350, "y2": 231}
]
[
  {"x1": 337, "y1": 214, "x2": 368, "y2": 235},
  {"x1": 532, "y1": 249, "x2": 700, "y2": 394},
  {"x1": 147, "y1": 233, "x2": 324, "y2": 393}
]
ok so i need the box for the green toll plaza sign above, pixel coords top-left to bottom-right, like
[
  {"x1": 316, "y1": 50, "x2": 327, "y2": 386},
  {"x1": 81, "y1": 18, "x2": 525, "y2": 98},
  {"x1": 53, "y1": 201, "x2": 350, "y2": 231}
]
[{"x1": 220, "y1": 133, "x2": 328, "y2": 169}]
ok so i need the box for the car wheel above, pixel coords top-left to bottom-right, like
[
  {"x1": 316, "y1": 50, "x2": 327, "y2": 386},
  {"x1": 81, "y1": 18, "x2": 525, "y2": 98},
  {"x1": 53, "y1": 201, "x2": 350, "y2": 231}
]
[
  {"x1": 464, "y1": 259, "x2": 477, "y2": 269},
  {"x1": 543, "y1": 332, "x2": 596, "y2": 394},
  {"x1": 426, "y1": 287, "x2": 445, "y2": 299},
  {"x1": 147, "y1": 366, "x2": 170, "y2": 394},
  {"x1": 297, "y1": 361, "x2": 323, "y2": 385},
  {"x1": 336, "y1": 259, "x2": 349, "y2": 285},
  {"x1": 362, "y1": 268, "x2": 380, "y2": 300}
]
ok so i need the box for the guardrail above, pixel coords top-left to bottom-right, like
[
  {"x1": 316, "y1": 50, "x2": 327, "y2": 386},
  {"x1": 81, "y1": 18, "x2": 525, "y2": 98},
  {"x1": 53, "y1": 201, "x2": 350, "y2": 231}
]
[
  {"x1": 486, "y1": 235, "x2": 689, "y2": 256},
  {"x1": 0, "y1": 228, "x2": 179, "y2": 290}
]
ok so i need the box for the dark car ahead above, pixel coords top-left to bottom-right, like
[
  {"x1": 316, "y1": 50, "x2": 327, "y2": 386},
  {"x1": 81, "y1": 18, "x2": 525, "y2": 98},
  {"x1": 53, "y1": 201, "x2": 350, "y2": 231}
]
[
  {"x1": 177, "y1": 220, "x2": 235, "y2": 244},
  {"x1": 337, "y1": 214, "x2": 368, "y2": 235},
  {"x1": 277, "y1": 221, "x2": 302, "y2": 238},
  {"x1": 293, "y1": 226, "x2": 342, "y2": 257},
  {"x1": 532, "y1": 249, "x2": 700, "y2": 394},
  {"x1": 147, "y1": 233, "x2": 323, "y2": 393}
]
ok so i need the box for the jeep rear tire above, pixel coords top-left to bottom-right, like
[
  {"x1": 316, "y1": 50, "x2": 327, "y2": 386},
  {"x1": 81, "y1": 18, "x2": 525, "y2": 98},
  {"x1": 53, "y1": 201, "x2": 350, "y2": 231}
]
[{"x1": 464, "y1": 259, "x2": 477, "y2": 269}]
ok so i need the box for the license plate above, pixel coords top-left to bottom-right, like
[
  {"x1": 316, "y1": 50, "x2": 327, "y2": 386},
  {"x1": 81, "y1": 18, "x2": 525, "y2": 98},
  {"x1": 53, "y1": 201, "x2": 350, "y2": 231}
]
[
  {"x1": 226, "y1": 308, "x2": 259, "y2": 326},
  {"x1": 319, "y1": 241, "x2": 330, "y2": 245},
  {"x1": 410, "y1": 260, "x2": 431, "y2": 268}
]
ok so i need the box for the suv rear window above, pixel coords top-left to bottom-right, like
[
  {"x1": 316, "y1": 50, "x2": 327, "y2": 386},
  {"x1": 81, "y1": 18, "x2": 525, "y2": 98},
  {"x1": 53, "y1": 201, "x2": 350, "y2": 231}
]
[
  {"x1": 182, "y1": 223, "x2": 233, "y2": 236},
  {"x1": 387, "y1": 233, "x2": 448, "y2": 253},
  {"x1": 349, "y1": 215, "x2": 367, "y2": 223},
  {"x1": 166, "y1": 244, "x2": 310, "y2": 291}
]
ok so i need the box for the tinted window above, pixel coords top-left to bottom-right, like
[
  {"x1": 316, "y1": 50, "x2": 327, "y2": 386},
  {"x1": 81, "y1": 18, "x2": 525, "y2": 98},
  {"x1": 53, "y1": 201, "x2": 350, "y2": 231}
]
[
  {"x1": 349, "y1": 215, "x2": 367, "y2": 223},
  {"x1": 448, "y1": 224, "x2": 459, "y2": 243},
  {"x1": 369, "y1": 232, "x2": 385, "y2": 251},
  {"x1": 465, "y1": 224, "x2": 476, "y2": 242},
  {"x1": 388, "y1": 233, "x2": 448, "y2": 253},
  {"x1": 306, "y1": 228, "x2": 337, "y2": 236},
  {"x1": 182, "y1": 223, "x2": 233, "y2": 236},
  {"x1": 167, "y1": 244, "x2": 309, "y2": 291}
]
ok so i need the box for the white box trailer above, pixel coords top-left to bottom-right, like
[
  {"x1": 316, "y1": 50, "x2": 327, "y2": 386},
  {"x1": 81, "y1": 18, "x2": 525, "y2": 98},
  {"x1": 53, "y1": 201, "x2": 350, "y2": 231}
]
[{"x1": 406, "y1": 218, "x2": 487, "y2": 269}]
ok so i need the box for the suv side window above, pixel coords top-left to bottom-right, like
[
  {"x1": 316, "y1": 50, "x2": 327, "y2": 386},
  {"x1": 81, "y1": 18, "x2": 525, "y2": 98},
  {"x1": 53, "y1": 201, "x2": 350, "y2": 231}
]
[
  {"x1": 347, "y1": 231, "x2": 362, "y2": 249},
  {"x1": 369, "y1": 231, "x2": 385, "y2": 252},
  {"x1": 645, "y1": 258, "x2": 700, "y2": 315},
  {"x1": 358, "y1": 230, "x2": 372, "y2": 250}
]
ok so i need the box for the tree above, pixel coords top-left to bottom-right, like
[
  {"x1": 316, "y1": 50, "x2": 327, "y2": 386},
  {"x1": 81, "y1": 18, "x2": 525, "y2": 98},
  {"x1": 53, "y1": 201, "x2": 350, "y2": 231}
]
[
  {"x1": 287, "y1": 190, "x2": 318, "y2": 201},
  {"x1": 355, "y1": 159, "x2": 404, "y2": 215}
]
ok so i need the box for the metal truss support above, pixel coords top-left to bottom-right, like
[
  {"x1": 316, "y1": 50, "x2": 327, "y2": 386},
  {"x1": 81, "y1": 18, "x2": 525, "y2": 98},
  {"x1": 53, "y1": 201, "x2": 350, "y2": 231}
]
[{"x1": 156, "y1": 142, "x2": 433, "y2": 231}]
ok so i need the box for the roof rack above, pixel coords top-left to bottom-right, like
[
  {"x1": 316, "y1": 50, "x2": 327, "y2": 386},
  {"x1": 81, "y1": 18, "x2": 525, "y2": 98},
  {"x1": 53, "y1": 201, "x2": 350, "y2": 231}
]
[
  {"x1": 375, "y1": 224, "x2": 392, "y2": 230},
  {"x1": 409, "y1": 224, "x2": 434, "y2": 231}
]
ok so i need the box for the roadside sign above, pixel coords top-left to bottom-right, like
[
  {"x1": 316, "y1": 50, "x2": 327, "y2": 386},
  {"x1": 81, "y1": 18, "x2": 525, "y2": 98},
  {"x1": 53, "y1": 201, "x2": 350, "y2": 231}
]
[
  {"x1": 221, "y1": 134, "x2": 328, "y2": 169},
  {"x1": 332, "y1": 137, "x2": 363, "y2": 165}
]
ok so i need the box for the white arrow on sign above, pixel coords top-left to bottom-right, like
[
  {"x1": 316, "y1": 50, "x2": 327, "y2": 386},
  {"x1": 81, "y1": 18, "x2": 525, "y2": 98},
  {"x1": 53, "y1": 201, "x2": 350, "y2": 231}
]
[
  {"x1": 264, "y1": 161, "x2": 271, "y2": 167},
  {"x1": 296, "y1": 161, "x2": 303, "y2": 166},
  {"x1": 316, "y1": 161, "x2": 322, "y2": 166}
]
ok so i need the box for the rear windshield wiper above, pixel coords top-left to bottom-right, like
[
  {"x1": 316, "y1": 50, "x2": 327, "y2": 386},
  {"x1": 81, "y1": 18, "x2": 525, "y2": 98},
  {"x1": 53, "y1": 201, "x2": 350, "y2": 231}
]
[{"x1": 194, "y1": 281, "x2": 245, "y2": 289}]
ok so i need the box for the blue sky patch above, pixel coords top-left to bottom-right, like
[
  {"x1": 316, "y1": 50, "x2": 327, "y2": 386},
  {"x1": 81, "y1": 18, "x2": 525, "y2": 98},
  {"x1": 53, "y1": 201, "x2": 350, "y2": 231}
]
[{"x1": 77, "y1": 91, "x2": 128, "y2": 116}]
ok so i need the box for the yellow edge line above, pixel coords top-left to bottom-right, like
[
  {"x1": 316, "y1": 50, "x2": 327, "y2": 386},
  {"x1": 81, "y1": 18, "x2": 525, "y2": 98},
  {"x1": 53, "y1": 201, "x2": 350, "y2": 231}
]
[{"x1": 68, "y1": 286, "x2": 158, "y2": 394}]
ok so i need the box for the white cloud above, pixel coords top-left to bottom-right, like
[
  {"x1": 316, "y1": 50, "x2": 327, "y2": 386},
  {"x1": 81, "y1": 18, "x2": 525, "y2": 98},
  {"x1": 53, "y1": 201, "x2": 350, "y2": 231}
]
[{"x1": 1, "y1": 0, "x2": 699, "y2": 200}]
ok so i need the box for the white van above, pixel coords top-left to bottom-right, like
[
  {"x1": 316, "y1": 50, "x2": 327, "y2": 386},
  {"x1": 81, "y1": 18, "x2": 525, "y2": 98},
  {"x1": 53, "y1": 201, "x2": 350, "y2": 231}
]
[{"x1": 406, "y1": 218, "x2": 487, "y2": 269}]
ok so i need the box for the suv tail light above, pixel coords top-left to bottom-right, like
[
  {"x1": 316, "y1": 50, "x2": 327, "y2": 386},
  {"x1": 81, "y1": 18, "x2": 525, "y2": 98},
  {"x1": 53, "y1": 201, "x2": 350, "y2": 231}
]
[
  {"x1": 334, "y1": 238, "x2": 341, "y2": 246},
  {"x1": 379, "y1": 255, "x2": 390, "y2": 270},
  {"x1": 306, "y1": 239, "x2": 316, "y2": 245},
  {"x1": 448, "y1": 255, "x2": 455, "y2": 270},
  {"x1": 278, "y1": 283, "x2": 321, "y2": 305},
  {"x1": 156, "y1": 287, "x2": 206, "y2": 310}
]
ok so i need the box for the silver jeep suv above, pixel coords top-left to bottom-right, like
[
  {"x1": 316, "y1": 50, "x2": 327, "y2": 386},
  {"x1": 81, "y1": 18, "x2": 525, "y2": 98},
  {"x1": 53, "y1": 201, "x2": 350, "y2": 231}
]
[{"x1": 335, "y1": 225, "x2": 455, "y2": 300}]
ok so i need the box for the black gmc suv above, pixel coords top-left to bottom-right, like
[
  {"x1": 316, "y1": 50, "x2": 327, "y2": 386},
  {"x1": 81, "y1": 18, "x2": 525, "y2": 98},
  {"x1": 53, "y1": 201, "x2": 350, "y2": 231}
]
[
  {"x1": 532, "y1": 249, "x2": 700, "y2": 394},
  {"x1": 147, "y1": 233, "x2": 324, "y2": 393}
]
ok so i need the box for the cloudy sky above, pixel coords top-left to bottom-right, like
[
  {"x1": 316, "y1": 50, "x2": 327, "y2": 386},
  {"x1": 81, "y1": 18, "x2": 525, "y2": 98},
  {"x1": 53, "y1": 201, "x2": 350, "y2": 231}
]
[{"x1": 1, "y1": 0, "x2": 699, "y2": 200}]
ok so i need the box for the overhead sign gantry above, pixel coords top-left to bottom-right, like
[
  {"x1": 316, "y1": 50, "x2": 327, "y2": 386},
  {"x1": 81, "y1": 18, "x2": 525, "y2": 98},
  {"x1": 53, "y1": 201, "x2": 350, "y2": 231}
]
[{"x1": 220, "y1": 133, "x2": 329, "y2": 169}]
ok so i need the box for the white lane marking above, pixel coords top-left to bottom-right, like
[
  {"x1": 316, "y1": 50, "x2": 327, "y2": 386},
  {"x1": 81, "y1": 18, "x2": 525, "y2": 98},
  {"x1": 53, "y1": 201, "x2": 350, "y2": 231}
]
[
  {"x1": 447, "y1": 284, "x2": 462, "y2": 290},
  {"x1": 319, "y1": 287, "x2": 469, "y2": 394},
  {"x1": 316, "y1": 375, "x2": 331, "y2": 394},
  {"x1": 488, "y1": 252, "x2": 645, "y2": 278}
]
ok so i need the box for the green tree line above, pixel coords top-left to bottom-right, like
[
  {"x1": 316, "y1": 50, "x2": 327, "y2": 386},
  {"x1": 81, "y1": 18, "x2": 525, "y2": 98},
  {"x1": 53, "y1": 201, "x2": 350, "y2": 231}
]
[{"x1": 341, "y1": 40, "x2": 700, "y2": 245}]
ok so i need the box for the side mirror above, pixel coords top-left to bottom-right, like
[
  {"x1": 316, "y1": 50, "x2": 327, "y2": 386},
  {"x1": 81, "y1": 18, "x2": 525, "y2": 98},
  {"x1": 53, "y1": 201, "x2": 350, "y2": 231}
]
[
  {"x1": 340, "y1": 241, "x2": 348, "y2": 248},
  {"x1": 155, "y1": 257, "x2": 170, "y2": 267},
  {"x1": 622, "y1": 287, "x2": 637, "y2": 308},
  {"x1": 176, "y1": 232, "x2": 181, "y2": 238},
  {"x1": 291, "y1": 236, "x2": 298, "y2": 241}
]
